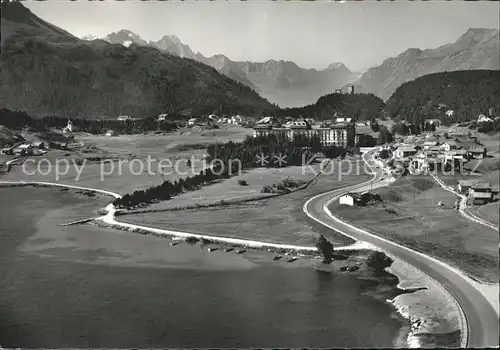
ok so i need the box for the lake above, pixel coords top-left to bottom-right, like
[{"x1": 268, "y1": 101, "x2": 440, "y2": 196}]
[{"x1": 0, "y1": 187, "x2": 409, "y2": 348}]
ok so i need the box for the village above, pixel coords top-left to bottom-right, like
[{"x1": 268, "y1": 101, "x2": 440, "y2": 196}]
[{"x1": 335, "y1": 122, "x2": 499, "y2": 210}]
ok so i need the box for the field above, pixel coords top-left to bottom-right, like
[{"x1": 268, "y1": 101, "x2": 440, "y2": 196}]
[
  {"x1": 328, "y1": 176, "x2": 499, "y2": 283},
  {"x1": 136, "y1": 158, "x2": 360, "y2": 211},
  {"x1": 77, "y1": 126, "x2": 254, "y2": 158},
  {"x1": 0, "y1": 126, "x2": 254, "y2": 195},
  {"x1": 122, "y1": 160, "x2": 373, "y2": 247}
]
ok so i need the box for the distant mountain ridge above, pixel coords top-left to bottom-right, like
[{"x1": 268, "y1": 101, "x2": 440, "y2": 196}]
[
  {"x1": 349, "y1": 28, "x2": 500, "y2": 100},
  {"x1": 94, "y1": 30, "x2": 358, "y2": 108},
  {"x1": 0, "y1": 2, "x2": 275, "y2": 118}
]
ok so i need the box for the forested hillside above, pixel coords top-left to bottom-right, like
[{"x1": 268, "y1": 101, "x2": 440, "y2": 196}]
[
  {"x1": 0, "y1": 1, "x2": 276, "y2": 118},
  {"x1": 276, "y1": 93, "x2": 385, "y2": 121},
  {"x1": 384, "y1": 70, "x2": 500, "y2": 125}
]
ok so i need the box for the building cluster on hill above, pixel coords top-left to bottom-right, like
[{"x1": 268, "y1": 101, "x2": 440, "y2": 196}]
[
  {"x1": 252, "y1": 116, "x2": 359, "y2": 148},
  {"x1": 387, "y1": 133, "x2": 498, "y2": 206}
]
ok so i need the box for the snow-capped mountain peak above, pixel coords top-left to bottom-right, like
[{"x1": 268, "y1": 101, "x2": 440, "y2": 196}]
[
  {"x1": 81, "y1": 34, "x2": 98, "y2": 41},
  {"x1": 327, "y1": 62, "x2": 347, "y2": 70},
  {"x1": 103, "y1": 29, "x2": 148, "y2": 47}
]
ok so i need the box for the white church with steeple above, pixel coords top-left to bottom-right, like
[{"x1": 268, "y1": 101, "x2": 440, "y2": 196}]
[{"x1": 62, "y1": 118, "x2": 73, "y2": 133}]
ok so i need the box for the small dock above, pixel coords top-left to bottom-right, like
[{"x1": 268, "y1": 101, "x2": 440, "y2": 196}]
[{"x1": 60, "y1": 218, "x2": 96, "y2": 226}]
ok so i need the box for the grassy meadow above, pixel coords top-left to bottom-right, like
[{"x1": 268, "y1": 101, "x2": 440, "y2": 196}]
[{"x1": 329, "y1": 176, "x2": 499, "y2": 283}]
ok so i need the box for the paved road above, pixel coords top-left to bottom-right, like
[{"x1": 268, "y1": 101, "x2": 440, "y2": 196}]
[{"x1": 304, "y1": 151, "x2": 499, "y2": 348}]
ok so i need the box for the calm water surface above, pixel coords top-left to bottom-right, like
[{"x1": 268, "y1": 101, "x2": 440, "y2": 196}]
[{"x1": 0, "y1": 187, "x2": 408, "y2": 348}]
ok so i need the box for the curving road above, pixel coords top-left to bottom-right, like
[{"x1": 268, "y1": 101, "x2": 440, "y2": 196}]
[
  {"x1": 304, "y1": 150, "x2": 499, "y2": 348},
  {"x1": 2, "y1": 150, "x2": 498, "y2": 347}
]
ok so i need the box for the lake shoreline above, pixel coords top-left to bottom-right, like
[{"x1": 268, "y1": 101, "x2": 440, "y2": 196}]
[{"x1": 0, "y1": 182, "x2": 463, "y2": 348}]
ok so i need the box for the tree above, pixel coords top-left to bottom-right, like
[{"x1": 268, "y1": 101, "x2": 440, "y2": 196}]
[
  {"x1": 379, "y1": 149, "x2": 391, "y2": 159},
  {"x1": 384, "y1": 70, "x2": 500, "y2": 125},
  {"x1": 316, "y1": 235, "x2": 334, "y2": 263},
  {"x1": 357, "y1": 134, "x2": 376, "y2": 147},
  {"x1": 323, "y1": 145, "x2": 346, "y2": 159},
  {"x1": 366, "y1": 251, "x2": 393, "y2": 273},
  {"x1": 377, "y1": 126, "x2": 393, "y2": 145},
  {"x1": 391, "y1": 121, "x2": 410, "y2": 136},
  {"x1": 371, "y1": 120, "x2": 381, "y2": 132}
]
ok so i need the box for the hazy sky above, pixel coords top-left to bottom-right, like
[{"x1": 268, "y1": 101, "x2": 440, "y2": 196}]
[{"x1": 25, "y1": 0, "x2": 499, "y2": 72}]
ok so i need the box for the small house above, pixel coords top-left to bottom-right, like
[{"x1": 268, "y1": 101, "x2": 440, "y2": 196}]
[
  {"x1": 33, "y1": 141, "x2": 45, "y2": 149},
  {"x1": 470, "y1": 191, "x2": 492, "y2": 205},
  {"x1": 444, "y1": 149, "x2": 467, "y2": 161},
  {"x1": 187, "y1": 118, "x2": 197, "y2": 126},
  {"x1": 470, "y1": 182, "x2": 491, "y2": 194},
  {"x1": 457, "y1": 179, "x2": 477, "y2": 193},
  {"x1": 339, "y1": 193, "x2": 360, "y2": 206},
  {"x1": 394, "y1": 146, "x2": 418, "y2": 159},
  {"x1": 440, "y1": 140, "x2": 462, "y2": 152},
  {"x1": 477, "y1": 114, "x2": 493, "y2": 123},
  {"x1": 469, "y1": 182, "x2": 492, "y2": 204},
  {"x1": 468, "y1": 146, "x2": 486, "y2": 159},
  {"x1": 423, "y1": 141, "x2": 440, "y2": 150},
  {"x1": 335, "y1": 117, "x2": 352, "y2": 124},
  {"x1": 13, "y1": 144, "x2": 33, "y2": 156},
  {"x1": 117, "y1": 115, "x2": 131, "y2": 122},
  {"x1": 425, "y1": 146, "x2": 442, "y2": 156},
  {"x1": 15, "y1": 144, "x2": 33, "y2": 155}
]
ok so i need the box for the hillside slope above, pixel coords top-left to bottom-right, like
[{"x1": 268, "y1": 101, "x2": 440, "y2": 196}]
[
  {"x1": 350, "y1": 28, "x2": 500, "y2": 100},
  {"x1": 276, "y1": 93, "x2": 385, "y2": 121},
  {"x1": 384, "y1": 70, "x2": 500, "y2": 124},
  {"x1": 98, "y1": 30, "x2": 358, "y2": 108},
  {"x1": 0, "y1": 2, "x2": 275, "y2": 118}
]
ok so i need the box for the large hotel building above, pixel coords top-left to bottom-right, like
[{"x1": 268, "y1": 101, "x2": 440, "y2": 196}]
[{"x1": 253, "y1": 119, "x2": 356, "y2": 148}]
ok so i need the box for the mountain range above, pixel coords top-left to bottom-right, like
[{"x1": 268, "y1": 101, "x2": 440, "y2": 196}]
[
  {"x1": 348, "y1": 28, "x2": 499, "y2": 100},
  {"x1": 89, "y1": 29, "x2": 359, "y2": 108},
  {"x1": 0, "y1": 2, "x2": 274, "y2": 118},
  {"x1": 1, "y1": 0, "x2": 498, "y2": 118},
  {"x1": 90, "y1": 27, "x2": 499, "y2": 105}
]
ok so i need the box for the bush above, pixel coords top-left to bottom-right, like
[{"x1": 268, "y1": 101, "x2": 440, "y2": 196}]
[
  {"x1": 366, "y1": 251, "x2": 393, "y2": 271},
  {"x1": 276, "y1": 183, "x2": 290, "y2": 194},
  {"x1": 261, "y1": 185, "x2": 274, "y2": 193},
  {"x1": 185, "y1": 236, "x2": 199, "y2": 244},
  {"x1": 282, "y1": 177, "x2": 305, "y2": 189},
  {"x1": 238, "y1": 179, "x2": 248, "y2": 186},
  {"x1": 379, "y1": 149, "x2": 391, "y2": 159}
]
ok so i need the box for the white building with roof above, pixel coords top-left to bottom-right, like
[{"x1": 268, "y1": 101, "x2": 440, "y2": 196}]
[
  {"x1": 335, "y1": 117, "x2": 352, "y2": 124},
  {"x1": 478, "y1": 114, "x2": 493, "y2": 123}
]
